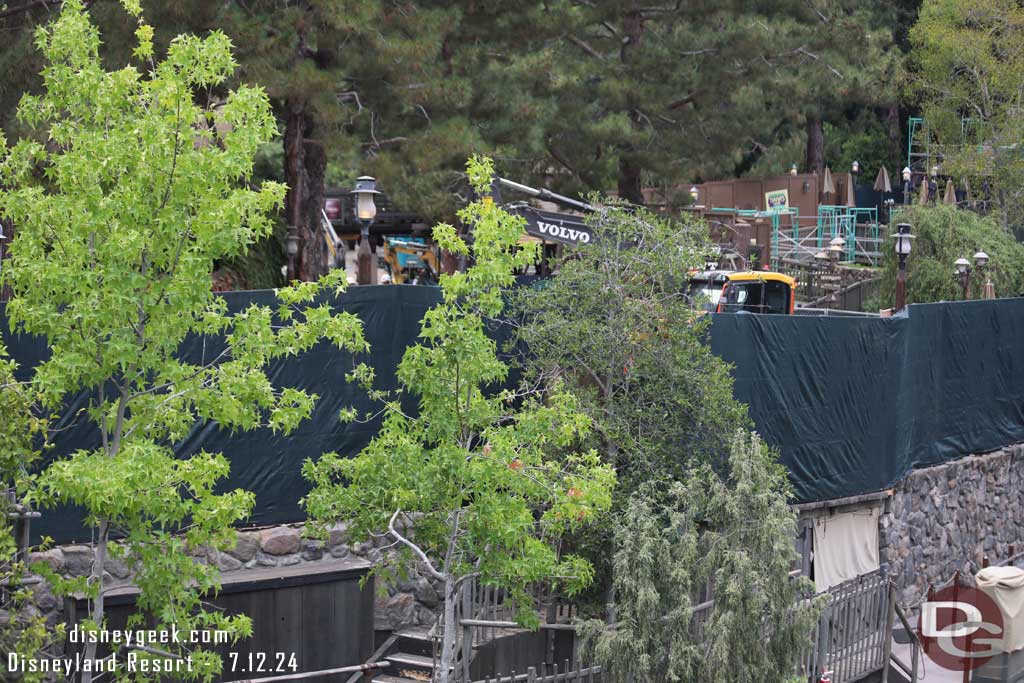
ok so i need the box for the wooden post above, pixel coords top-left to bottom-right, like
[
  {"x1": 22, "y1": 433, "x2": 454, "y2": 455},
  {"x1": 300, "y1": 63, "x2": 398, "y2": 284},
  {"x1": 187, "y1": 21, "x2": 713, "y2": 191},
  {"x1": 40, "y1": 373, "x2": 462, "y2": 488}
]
[
  {"x1": 882, "y1": 583, "x2": 896, "y2": 683},
  {"x1": 462, "y1": 580, "x2": 473, "y2": 683}
]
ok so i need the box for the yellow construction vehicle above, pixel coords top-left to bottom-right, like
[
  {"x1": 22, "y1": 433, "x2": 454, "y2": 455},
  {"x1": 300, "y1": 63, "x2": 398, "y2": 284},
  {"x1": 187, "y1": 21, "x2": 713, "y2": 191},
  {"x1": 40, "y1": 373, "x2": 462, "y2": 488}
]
[{"x1": 382, "y1": 237, "x2": 441, "y2": 285}]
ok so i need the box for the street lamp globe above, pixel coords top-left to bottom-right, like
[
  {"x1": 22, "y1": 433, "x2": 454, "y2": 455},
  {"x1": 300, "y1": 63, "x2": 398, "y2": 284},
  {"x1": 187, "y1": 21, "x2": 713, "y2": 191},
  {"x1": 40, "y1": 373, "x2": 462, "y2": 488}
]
[
  {"x1": 973, "y1": 250, "x2": 989, "y2": 268},
  {"x1": 892, "y1": 223, "x2": 915, "y2": 256},
  {"x1": 789, "y1": 163, "x2": 798, "y2": 176},
  {"x1": 351, "y1": 176, "x2": 380, "y2": 222},
  {"x1": 689, "y1": 186, "x2": 699, "y2": 202},
  {"x1": 954, "y1": 257, "x2": 970, "y2": 275},
  {"x1": 851, "y1": 160, "x2": 860, "y2": 175}
]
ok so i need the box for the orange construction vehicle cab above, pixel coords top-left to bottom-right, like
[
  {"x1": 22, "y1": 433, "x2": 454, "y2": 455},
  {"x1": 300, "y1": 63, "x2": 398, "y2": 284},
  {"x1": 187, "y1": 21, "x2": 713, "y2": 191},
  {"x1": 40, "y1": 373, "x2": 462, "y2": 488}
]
[{"x1": 687, "y1": 270, "x2": 796, "y2": 315}]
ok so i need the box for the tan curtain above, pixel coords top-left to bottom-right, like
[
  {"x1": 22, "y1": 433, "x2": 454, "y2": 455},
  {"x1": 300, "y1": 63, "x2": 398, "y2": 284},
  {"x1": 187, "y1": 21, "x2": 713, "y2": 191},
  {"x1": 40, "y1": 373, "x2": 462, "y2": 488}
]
[{"x1": 812, "y1": 507, "x2": 880, "y2": 591}]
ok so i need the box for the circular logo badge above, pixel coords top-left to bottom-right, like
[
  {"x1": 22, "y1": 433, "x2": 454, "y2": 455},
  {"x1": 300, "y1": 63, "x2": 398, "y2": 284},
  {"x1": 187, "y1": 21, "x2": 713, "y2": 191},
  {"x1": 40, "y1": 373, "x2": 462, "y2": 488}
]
[{"x1": 917, "y1": 585, "x2": 1005, "y2": 671}]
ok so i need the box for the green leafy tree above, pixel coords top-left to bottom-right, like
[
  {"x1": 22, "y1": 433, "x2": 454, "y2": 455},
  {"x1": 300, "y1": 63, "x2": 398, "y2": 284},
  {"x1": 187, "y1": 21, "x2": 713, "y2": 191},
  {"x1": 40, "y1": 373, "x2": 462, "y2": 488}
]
[
  {"x1": 0, "y1": 2, "x2": 367, "y2": 680},
  {"x1": 511, "y1": 202, "x2": 748, "y2": 617},
  {"x1": 303, "y1": 157, "x2": 615, "y2": 683},
  {"x1": 874, "y1": 205, "x2": 1024, "y2": 306},
  {"x1": 0, "y1": 344, "x2": 55, "y2": 681},
  {"x1": 514, "y1": 204, "x2": 747, "y2": 495},
  {"x1": 579, "y1": 432, "x2": 821, "y2": 683},
  {"x1": 909, "y1": 0, "x2": 1024, "y2": 231}
]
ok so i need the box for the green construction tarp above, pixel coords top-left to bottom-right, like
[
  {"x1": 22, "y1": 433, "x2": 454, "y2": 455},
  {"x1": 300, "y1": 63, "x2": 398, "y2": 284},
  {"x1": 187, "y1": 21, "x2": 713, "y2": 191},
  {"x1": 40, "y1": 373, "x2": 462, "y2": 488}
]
[{"x1": 3, "y1": 288, "x2": 1023, "y2": 543}]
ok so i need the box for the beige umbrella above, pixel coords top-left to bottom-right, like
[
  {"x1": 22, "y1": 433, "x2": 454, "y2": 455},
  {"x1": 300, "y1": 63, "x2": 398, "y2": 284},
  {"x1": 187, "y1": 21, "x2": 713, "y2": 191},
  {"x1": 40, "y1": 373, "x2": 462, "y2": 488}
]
[
  {"x1": 821, "y1": 166, "x2": 834, "y2": 202},
  {"x1": 919, "y1": 176, "x2": 929, "y2": 204},
  {"x1": 944, "y1": 178, "x2": 957, "y2": 205},
  {"x1": 845, "y1": 173, "x2": 856, "y2": 206},
  {"x1": 873, "y1": 166, "x2": 892, "y2": 193}
]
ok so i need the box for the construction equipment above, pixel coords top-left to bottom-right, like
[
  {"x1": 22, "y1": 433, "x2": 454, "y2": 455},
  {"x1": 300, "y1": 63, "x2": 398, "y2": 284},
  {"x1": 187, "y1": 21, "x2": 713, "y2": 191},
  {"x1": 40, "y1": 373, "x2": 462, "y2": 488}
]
[
  {"x1": 381, "y1": 237, "x2": 440, "y2": 285},
  {"x1": 495, "y1": 178, "x2": 595, "y2": 246},
  {"x1": 688, "y1": 270, "x2": 797, "y2": 315}
]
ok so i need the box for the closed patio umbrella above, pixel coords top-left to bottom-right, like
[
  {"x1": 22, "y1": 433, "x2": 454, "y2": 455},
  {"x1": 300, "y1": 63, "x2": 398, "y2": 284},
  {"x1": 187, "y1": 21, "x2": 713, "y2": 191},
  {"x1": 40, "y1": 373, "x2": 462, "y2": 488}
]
[
  {"x1": 873, "y1": 166, "x2": 892, "y2": 193},
  {"x1": 944, "y1": 178, "x2": 957, "y2": 205}
]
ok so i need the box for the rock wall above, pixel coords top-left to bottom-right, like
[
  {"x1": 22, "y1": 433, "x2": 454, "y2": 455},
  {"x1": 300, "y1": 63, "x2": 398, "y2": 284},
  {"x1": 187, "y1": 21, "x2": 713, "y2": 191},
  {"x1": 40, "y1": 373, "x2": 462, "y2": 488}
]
[
  {"x1": 25, "y1": 443, "x2": 1024, "y2": 637},
  {"x1": 880, "y1": 443, "x2": 1024, "y2": 606},
  {"x1": 28, "y1": 522, "x2": 442, "y2": 636}
]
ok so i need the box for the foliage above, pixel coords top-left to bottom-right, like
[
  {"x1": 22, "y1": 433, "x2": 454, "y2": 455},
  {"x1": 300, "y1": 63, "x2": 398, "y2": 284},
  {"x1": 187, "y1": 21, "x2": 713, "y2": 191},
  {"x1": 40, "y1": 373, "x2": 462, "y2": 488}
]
[
  {"x1": 873, "y1": 205, "x2": 1024, "y2": 306},
  {"x1": 303, "y1": 157, "x2": 615, "y2": 683},
  {"x1": 514, "y1": 204, "x2": 748, "y2": 494},
  {"x1": 0, "y1": 344, "x2": 56, "y2": 681},
  {"x1": 1, "y1": 0, "x2": 917, "y2": 231},
  {"x1": 824, "y1": 113, "x2": 904, "y2": 180},
  {"x1": 579, "y1": 432, "x2": 821, "y2": 683},
  {"x1": 909, "y1": 0, "x2": 1024, "y2": 231},
  {"x1": 0, "y1": 2, "x2": 367, "y2": 680}
]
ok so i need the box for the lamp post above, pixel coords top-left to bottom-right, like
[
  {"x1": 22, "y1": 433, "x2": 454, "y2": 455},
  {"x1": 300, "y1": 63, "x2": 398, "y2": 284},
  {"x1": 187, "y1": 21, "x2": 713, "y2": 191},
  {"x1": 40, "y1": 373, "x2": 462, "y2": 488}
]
[
  {"x1": 892, "y1": 223, "x2": 915, "y2": 311},
  {"x1": 689, "y1": 185, "x2": 704, "y2": 209},
  {"x1": 789, "y1": 163, "x2": 798, "y2": 176},
  {"x1": 851, "y1": 160, "x2": 861, "y2": 178},
  {"x1": 975, "y1": 249, "x2": 994, "y2": 300},
  {"x1": 902, "y1": 166, "x2": 913, "y2": 205},
  {"x1": 954, "y1": 257, "x2": 971, "y2": 300},
  {"x1": 829, "y1": 235, "x2": 845, "y2": 263},
  {"x1": 351, "y1": 176, "x2": 380, "y2": 285},
  {"x1": 285, "y1": 234, "x2": 300, "y2": 281}
]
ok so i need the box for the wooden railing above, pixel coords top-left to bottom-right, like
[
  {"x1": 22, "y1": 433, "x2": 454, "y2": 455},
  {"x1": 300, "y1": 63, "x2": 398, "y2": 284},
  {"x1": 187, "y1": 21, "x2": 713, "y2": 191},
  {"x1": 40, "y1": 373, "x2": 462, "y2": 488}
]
[
  {"x1": 471, "y1": 658, "x2": 602, "y2": 683},
  {"x1": 802, "y1": 570, "x2": 893, "y2": 683},
  {"x1": 458, "y1": 571, "x2": 898, "y2": 683}
]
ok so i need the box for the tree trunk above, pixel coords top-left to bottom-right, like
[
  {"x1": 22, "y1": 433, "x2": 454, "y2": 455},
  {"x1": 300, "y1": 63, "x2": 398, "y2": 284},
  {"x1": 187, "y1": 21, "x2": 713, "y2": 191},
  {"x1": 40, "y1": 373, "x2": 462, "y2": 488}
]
[
  {"x1": 805, "y1": 115, "x2": 824, "y2": 174},
  {"x1": 80, "y1": 520, "x2": 109, "y2": 683},
  {"x1": 437, "y1": 577, "x2": 457, "y2": 683},
  {"x1": 285, "y1": 102, "x2": 329, "y2": 283},
  {"x1": 617, "y1": 156, "x2": 645, "y2": 205},
  {"x1": 616, "y1": 8, "x2": 646, "y2": 206},
  {"x1": 299, "y1": 138, "x2": 328, "y2": 281},
  {"x1": 884, "y1": 104, "x2": 902, "y2": 168}
]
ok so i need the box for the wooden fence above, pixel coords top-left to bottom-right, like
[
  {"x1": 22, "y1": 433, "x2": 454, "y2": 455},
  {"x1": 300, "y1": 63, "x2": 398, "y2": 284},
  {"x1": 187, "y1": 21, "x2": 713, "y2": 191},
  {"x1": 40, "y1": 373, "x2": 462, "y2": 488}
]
[{"x1": 471, "y1": 659, "x2": 602, "y2": 683}]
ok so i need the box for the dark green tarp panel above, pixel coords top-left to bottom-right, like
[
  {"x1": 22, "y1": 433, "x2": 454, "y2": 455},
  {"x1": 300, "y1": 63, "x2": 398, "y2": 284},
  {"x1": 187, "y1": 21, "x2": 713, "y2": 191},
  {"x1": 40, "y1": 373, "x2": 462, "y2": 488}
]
[
  {"x1": 3, "y1": 289, "x2": 1023, "y2": 543},
  {"x1": 2, "y1": 286, "x2": 443, "y2": 543},
  {"x1": 707, "y1": 298, "x2": 1024, "y2": 502}
]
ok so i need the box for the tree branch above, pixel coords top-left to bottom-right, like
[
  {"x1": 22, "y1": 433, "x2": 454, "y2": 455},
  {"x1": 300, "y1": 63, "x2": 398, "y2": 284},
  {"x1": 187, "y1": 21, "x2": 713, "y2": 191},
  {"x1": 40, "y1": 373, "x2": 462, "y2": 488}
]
[
  {"x1": 565, "y1": 34, "x2": 604, "y2": 61},
  {"x1": 388, "y1": 510, "x2": 445, "y2": 582}
]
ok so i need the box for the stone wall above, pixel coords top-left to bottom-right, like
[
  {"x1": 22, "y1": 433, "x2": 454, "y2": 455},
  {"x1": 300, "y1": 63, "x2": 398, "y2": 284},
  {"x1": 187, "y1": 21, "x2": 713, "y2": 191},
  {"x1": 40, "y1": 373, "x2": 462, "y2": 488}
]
[
  {"x1": 28, "y1": 522, "x2": 442, "y2": 636},
  {"x1": 25, "y1": 442, "x2": 1024, "y2": 637},
  {"x1": 880, "y1": 443, "x2": 1024, "y2": 606}
]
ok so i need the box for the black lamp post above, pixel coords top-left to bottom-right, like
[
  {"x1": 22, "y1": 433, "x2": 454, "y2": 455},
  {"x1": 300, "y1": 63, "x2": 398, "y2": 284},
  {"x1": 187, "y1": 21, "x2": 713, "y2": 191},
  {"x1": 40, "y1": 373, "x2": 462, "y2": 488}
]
[
  {"x1": 892, "y1": 222, "x2": 915, "y2": 311},
  {"x1": 351, "y1": 176, "x2": 380, "y2": 285},
  {"x1": 975, "y1": 249, "x2": 993, "y2": 300},
  {"x1": 954, "y1": 257, "x2": 971, "y2": 300},
  {"x1": 285, "y1": 234, "x2": 300, "y2": 281}
]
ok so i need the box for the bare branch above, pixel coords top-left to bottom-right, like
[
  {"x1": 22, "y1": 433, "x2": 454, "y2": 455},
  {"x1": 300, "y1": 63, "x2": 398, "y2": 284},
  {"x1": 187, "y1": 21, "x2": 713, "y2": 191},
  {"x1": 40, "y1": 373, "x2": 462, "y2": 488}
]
[{"x1": 388, "y1": 510, "x2": 445, "y2": 582}]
